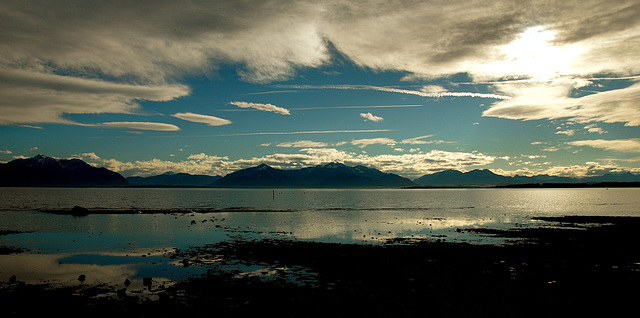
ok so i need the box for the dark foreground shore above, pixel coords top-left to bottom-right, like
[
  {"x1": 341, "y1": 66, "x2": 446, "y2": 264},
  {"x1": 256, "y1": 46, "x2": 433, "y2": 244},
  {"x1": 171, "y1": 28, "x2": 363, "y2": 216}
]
[{"x1": 2, "y1": 216, "x2": 640, "y2": 317}]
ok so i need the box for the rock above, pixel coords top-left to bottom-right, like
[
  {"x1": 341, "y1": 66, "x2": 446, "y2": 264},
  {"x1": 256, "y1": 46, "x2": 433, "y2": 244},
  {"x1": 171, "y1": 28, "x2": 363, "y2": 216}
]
[
  {"x1": 71, "y1": 206, "x2": 89, "y2": 216},
  {"x1": 78, "y1": 274, "x2": 86, "y2": 283},
  {"x1": 143, "y1": 277, "x2": 153, "y2": 290},
  {"x1": 124, "y1": 278, "x2": 131, "y2": 287},
  {"x1": 9, "y1": 275, "x2": 16, "y2": 283}
]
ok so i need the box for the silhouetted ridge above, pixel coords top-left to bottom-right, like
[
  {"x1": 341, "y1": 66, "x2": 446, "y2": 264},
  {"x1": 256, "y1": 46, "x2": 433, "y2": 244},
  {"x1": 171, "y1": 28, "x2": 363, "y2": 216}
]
[
  {"x1": 211, "y1": 162, "x2": 415, "y2": 188},
  {"x1": 127, "y1": 172, "x2": 221, "y2": 186},
  {"x1": 413, "y1": 169, "x2": 640, "y2": 187},
  {"x1": 0, "y1": 155, "x2": 127, "y2": 187}
]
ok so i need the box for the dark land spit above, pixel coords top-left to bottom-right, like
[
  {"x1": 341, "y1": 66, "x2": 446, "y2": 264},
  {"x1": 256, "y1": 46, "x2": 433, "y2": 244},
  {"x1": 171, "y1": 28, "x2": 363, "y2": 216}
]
[{"x1": 2, "y1": 216, "x2": 640, "y2": 317}]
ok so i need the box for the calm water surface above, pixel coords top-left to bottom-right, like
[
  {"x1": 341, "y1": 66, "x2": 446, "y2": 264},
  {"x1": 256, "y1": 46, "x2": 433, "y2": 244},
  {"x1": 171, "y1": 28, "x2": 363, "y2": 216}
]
[{"x1": 1, "y1": 187, "x2": 638, "y2": 290}]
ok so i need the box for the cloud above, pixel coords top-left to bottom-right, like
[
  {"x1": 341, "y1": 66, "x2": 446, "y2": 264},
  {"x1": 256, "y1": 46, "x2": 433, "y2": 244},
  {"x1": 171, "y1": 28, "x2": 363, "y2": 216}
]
[
  {"x1": 98, "y1": 148, "x2": 497, "y2": 179},
  {"x1": 400, "y1": 135, "x2": 435, "y2": 145},
  {"x1": 205, "y1": 129, "x2": 393, "y2": 137},
  {"x1": 6, "y1": 0, "x2": 638, "y2": 84},
  {"x1": 360, "y1": 112, "x2": 384, "y2": 122},
  {"x1": 555, "y1": 129, "x2": 575, "y2": 136},
  {"x1": 102, "y1": 153, "x2": 232, "y2": 177},
  {"x1": 494, "y1": 160, "x2": 637, "y2": 178},
  {"x1": 77, "y1": 152, "x2": 101, "y2": 160},
  {"x1": 540, "y1": 162, "x2": 628, "y2": 178},
  {"x1": 568, "y1": 138, "x2": 640, "y2": 153},
  {"x1": 279, "y1": 84, "x2": 511, "y2": 100},
  {"x1": 324, "y1": 1, "x2": 640, "y2": 80},
  {"x1": 89, "y1": 122, "x2": 181, "y2": 131},
  {"x1": 0, "y1": 69, "x2": 190, "y2": 126},
  {"x1": 0, "y1": 150, "x2": 12, "y2": 154},
  {"x1": 420, "y1": 85, "x2": 449, "y2": 95},
  {"x1": 348, "y1": 135, "x2": 454, "y2": 149},
  {"x1": 171, "y1": 112, "x2": 232, "y2": 126},
  {"x1": 483, "y1": 81, "x2": 640, "y2": 127},
  {"x1": 290, "y1": 104, "x2": 422, "y2": 110},
  {"x1": 584, "y1": 124, "x2": 607, "y2": 134},
  {"x1": 2, "y1": 0, "x2": 639, "y2": 130},
  {"x1": 276, "y1": 140, "x2": 329, "y2": 148},
  {"x1": 229, "y1": 101, "x2": 291, "y2": 115},
  {"x1": 351, "y1": 138, "x2": 397, "y2": 148},
  {"x1": 350, "y1": 150, "x2": 498, "y2": 178}
]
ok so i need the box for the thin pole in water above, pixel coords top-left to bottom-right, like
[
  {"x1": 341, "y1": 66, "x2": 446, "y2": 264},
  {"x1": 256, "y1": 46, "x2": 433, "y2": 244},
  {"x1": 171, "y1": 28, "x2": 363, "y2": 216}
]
[{"x1": 273, "y1": 189, "x2": 275, "y2": 199}]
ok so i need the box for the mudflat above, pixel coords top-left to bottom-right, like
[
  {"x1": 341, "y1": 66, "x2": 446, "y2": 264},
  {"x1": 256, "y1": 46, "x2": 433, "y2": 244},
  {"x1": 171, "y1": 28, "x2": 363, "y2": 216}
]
[{"x1": 2, "y1": 216, "x2": 639, "y2": 317}]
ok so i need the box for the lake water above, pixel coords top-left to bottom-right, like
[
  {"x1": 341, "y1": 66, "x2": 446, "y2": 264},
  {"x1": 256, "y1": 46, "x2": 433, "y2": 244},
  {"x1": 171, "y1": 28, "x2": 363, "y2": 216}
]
[{"x1": 1, "y1": 187, "x2": 639, "y2": 292}]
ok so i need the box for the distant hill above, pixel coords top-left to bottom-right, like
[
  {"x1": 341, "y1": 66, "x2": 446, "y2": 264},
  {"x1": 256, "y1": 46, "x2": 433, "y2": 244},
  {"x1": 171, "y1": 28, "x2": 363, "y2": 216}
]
[
  {"x1": 127, "y1": 172, "x2": 221, "y2": 186},
  {"x1": 413, "y1": 169, "x2": 508, "y2": 187},
  {"x1": 211, "y1": 162, "x2": 416, "y2": 188},
  {"x1": 0, "y1": 154, "x2": 128, "y2": 187},
  {"x1": 412, "y1": 169, "x2": 640, "y2": 187}
]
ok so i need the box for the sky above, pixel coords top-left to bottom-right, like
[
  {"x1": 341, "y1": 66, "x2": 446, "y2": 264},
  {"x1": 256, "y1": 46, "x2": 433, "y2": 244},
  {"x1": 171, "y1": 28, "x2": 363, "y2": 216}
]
[{"x1": 1, "y1": 0, "x2": 640, "y2": 179}]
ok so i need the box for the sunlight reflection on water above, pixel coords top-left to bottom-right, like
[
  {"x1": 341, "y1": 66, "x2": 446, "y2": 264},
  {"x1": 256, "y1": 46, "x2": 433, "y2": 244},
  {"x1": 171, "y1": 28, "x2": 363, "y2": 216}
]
[{"x1": 1, "y1": 187, "x2": 639, "y2": 290}]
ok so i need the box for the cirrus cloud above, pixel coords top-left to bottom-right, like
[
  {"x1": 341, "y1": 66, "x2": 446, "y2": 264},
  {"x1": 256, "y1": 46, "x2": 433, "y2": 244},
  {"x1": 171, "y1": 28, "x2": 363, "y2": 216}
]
[
  {"x1": 171, "y1": 112, "x2": 232, "y2": 126},
  {"x1": 276, "y1": 140, "x2": 330, "y2": 148},
  {"x1": 229, "y1": 101, "x2": 291, "y2": 115},
  {"x1": 351, "y1": 138, "x2": 397, "y2": 148},
  {"x1": 89, "y1": 122, "x2": 181, "y2": 131},
  {"x1": 568, "y1": 138, "x2": 640, "y2": 153}
]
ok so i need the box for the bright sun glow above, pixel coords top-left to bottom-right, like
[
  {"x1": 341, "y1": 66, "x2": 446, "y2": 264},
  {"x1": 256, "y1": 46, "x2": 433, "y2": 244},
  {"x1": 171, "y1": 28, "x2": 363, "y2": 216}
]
[{"x1": 490, "y1": 26, "x2": 584, "y2": 80}]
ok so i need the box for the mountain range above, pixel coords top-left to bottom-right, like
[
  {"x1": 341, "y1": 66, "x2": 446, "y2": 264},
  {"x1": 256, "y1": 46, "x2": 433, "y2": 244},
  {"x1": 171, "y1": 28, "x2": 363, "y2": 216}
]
[
  {"x1": 210, "y1": 162, "x2": 416, "y2": 188},
  {"x1": 2, "y1": 155, "x2": 639, "y2": 188},
  {"x1": 411, "y1": 169, "x2": 640, "y2": 187},
  {"x1": 126, "y1": 172, "x2": 221, "y2": 186},
  {"x1": 0, "y1": 154, "x2": 127, "y2": 187}
]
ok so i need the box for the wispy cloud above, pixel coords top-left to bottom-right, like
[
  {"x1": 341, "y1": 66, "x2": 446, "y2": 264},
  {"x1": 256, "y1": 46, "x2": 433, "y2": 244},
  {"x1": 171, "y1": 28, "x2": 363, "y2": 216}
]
[
  {"x1": 351, "y1": 138, "x2": 397, "y2": 148},
  {"x1": 229, "y1": 101, "x2": 290, "y2": 115},
  {"x1": 205, "y1": 129, "x2": 393, "y2": 137},
  {"x1": 400, "y1": 135, "x2": 436, "y2": 145},
  {"x1": 483, "y1": 81, "x2": 640, "y2": 127},
  {"x1": 349, "y1": 135, "x2": 453, "y2": 148},
  {"x1": 290, "y1": 104, "x2": 423, "y2": 110},
  {"x1": 276, "y1": 140, "x2": 329, "y2": 148},
  {"x1": 360, "y1": 112, "x2": 383, "y2": 122},
  {"x1": 277, "y1": 84, "x2": 511, "y2": 100},
  {"x1": 88, "y1": 122, "x2": 181, "y2": 131},
  {"x1": 0, "y1": 69, "x2": 190, "y2": 126},
  {"x1": 568, "y1": 138, "x2": 640, "y2": 153},
  {"x1": 171, "y1": 112, "x2": 232, "y2": 126}
]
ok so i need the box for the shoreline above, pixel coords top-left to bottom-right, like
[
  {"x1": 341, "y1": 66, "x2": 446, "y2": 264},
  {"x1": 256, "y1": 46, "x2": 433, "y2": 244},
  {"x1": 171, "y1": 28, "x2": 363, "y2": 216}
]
[
  {"x1": 2, "y1": 215, "x2": 639, "y2": 317},
  {"x1": 2, "y1": 180, "x2": 640, "y2": 189}
]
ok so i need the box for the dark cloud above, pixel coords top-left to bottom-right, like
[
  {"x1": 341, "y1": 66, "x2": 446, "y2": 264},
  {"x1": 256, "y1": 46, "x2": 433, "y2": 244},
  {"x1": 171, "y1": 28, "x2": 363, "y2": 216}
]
[{"x1": 0, "y1": 0, "x2": 638, "y2": 126}]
